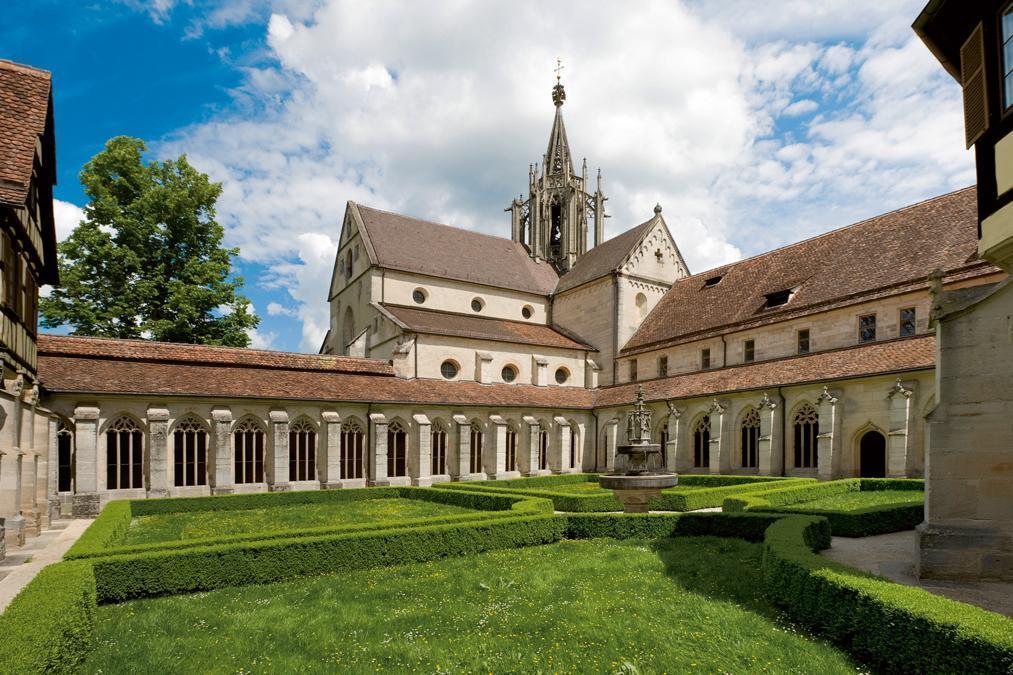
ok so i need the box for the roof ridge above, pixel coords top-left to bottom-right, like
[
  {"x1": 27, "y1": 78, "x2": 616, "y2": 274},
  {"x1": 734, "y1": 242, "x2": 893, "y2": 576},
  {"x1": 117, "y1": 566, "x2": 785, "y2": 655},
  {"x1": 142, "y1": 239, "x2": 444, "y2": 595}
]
[
  {"x1": 682, "y1": 186, "x2": 977, "y2": 281},
  {"x1": 0, "y1": 59, "x2": 52, "y2": 79},
  {"x1": 354, "y1": 203, "x2": 519, "y2": 246}
]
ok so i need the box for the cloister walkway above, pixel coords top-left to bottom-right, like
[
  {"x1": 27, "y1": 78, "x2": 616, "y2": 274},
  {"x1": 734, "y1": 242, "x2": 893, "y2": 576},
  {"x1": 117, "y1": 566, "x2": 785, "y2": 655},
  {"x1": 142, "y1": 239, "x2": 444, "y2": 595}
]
[{"x1": 0, "y1": 519, "x2": 91, "y2": 613}]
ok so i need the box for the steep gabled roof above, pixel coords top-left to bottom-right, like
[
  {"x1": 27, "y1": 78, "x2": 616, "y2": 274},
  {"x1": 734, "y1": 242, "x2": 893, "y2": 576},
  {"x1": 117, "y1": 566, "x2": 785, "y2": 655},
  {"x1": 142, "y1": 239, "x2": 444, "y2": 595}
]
[
  {"x1": 0, "y1": 60, "x2": 52, "y2": 207},
  {"x1": 554, "y1": 217, "x2": 657, "y2": 294},
  {"x1": 351, "y1": 203, "x2": 559, "y2": 295},
  {"x1": 621, "y1": 187, "x2": 996, "y2": 355},
  {"x1": 380, "y1": 304, "x2": 596, "y2": 351}
]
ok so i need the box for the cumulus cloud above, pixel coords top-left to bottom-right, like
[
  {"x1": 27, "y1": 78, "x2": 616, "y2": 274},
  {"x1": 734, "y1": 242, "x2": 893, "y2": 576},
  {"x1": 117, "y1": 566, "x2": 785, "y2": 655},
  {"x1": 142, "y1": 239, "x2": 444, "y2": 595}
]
[
  {"x1": 145, "y1": 0, "x2": 970, "y2": 352},
  {"x1": 53, "y1": 199, "x2": 84, "y2": 242}
]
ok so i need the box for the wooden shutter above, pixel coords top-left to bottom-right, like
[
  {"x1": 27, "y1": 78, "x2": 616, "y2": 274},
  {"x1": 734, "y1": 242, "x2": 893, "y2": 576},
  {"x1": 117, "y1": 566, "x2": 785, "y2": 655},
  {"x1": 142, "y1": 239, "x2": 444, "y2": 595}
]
[{"x1": 961, "y1": 22, "x2": 989, "y2": 148}]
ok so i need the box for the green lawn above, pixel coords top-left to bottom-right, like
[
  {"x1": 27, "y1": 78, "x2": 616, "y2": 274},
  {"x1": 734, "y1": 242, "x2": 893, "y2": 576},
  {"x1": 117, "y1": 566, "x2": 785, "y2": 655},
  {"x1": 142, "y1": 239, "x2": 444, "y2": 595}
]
[
  {"x1": 85, "y1": 538, "x2": 858, "y2": 673},
  {"x1": 779, "y1": 489, "x2": 923, "y2": 513},
  {"x1": 122, "y1": 498, "x2": 477, "y2": 545}
]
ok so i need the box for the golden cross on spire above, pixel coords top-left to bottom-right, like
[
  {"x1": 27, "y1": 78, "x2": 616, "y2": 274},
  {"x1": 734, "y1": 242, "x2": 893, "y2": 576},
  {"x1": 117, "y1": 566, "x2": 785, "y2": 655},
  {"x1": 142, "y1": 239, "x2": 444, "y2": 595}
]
[{"x1": 554, "y1": 57, "x2": 564, "y2": 83}]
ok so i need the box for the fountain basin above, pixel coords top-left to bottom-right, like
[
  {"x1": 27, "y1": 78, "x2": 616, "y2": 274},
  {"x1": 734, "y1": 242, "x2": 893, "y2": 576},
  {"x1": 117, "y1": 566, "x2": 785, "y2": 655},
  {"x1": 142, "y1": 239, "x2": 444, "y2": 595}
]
[{"x1": 599, "y1": 473, "x2": 679, "y2": 513}]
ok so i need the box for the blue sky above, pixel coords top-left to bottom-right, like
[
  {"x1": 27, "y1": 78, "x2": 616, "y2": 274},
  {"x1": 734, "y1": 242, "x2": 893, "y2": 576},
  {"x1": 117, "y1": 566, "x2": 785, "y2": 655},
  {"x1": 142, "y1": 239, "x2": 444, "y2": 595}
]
[{"x1": 2, "y1": 0, "x2": 973, "y2": 353}]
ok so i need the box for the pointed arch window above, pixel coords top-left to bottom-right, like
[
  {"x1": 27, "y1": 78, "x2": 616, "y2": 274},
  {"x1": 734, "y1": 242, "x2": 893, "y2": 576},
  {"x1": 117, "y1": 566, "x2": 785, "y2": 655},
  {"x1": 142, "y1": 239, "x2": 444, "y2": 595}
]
[
  {"x1": 341, "y1": 421, "x2": 365, "y2": 480},
  {"x1": 173, "y1": 417, "x2": 208, "y2": 487},
  {"x1": 568, "y1": 427, "x2": 578, "y2": 469},
  {"x1": 538, "y1": 428, "x2": 549, "y2": 471},
  {"x1": 106, "y1": 416, "x2": 143, "y2": 490},
  {"x1": 57, "y1": 422, "x2": 74, "y2": 493},
  {"x1": 740, "y1": 408, "x2": 760, "y2": 469},
  {"x1": 431, "y1": 421, "x2": 448, "y2": 475},
  {"x1": 387, "y1": 420, "x2": 407, "y2": 478},
  {"x1": 469, "y1": 423, "x2": 484, "y2": 474},
  {"x1": 289, "y1": 419, "x2": 317, "y2": 482},
  {"x1": 692, "y1": 416, "x2": 710, "y2": 469},
  {"x1": 793, "y1": 404, "x2": 820, "y2": 469},
  {"x1": 233, "y1": 418, "x2": 265, "y2": 484},
  {"x1": 659, "y1": 422, "x2": 669, "y2": 468},
  {"x1": 505, "y1": 426, "x2": 518, "y2": 472}
]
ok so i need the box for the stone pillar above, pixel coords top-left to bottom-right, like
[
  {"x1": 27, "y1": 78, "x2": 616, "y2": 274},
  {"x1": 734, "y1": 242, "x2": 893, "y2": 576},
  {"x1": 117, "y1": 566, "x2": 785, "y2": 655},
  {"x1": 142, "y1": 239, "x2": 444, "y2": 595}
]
[
  {"x1": 757, "y1": 392, "x2": 783, "y2": 476},
  {"x1": 486, "y1": 414, "x2": 508, "y2": 479},
  {"x1": 146, "y1": 407, "x2": 170, "y2": 498},
  {"x1": 369, "y1": 413, "x2": 390, "y2": 486},
  {"x1": 3, "y1": 375, "x2": 27, "y2": 539},
  {"x1": 413, "y1": 413, "x2": 432, "y2": 487},
  {"x1": 707, "y1": 399, "x2": 729, "y2": 474},
  {"x1": 46, "y1": 417, "x2": 59, "y2": 522},
  {"x1": 210, "y1": 407, "x2": 233, "y2": 495},
  {"x1": 19, "y1": 450, "x2": 38, "y2": 535},
  {"x1": 26, "y1": 384, "x2": 43, "y2": 531},
  {"x1": 71, "y1": 405, "x2": 100, "y2": 517},
  {"x1": 603, "y1": 419, "x2": 619, "y2": 472},
  {"x1": 475, "y1": 352, "x2": 494, "y2": 384},
  {"x1": 666, "y1": 404, "x2": 684, "y2": 472},
  {"x1": 817, "y1": 386, "x2": 842, "y2": 480},
  {"x1": 554, "y1": 415, "x2": 571, "y2": 473},
  {"x1": 887, "y1": 379, "x2": 916, "y2": 478},
  {"x1": 321, "y1": 410, "x2": 341, "y2": 488},
  {"x1": 269, "y1": 409, "x2": 290, "y2": 491},
  {"x1": 522, "y1": 415, "x2": 540, "y2": 476},
  {"x1": 451, "y1": 414, "x2": 472, "y2": 480},
  {"x1": 585, "y1": 359, "x2": 600, "y2": 389},
  {"x1": 532, "y1": 356, "x2": 549, "y2": 386}
]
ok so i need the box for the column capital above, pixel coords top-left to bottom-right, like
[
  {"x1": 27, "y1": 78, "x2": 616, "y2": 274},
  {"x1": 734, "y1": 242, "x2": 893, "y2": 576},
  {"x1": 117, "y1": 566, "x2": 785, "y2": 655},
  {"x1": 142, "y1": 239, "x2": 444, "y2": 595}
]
[
  {"x1": 707, "y1": 398, "x2": 728, "y2": 415},
  {"x1": 817, "y1": 385, "x2": 840, "y2": 405},
  {"x1": 759, "y1": 392, "x2": 779, "y2": 410},
  {"x1": 887, "y1": 378, "x2": 916, "y2": 399},
  {"x1": 73, "y1": 405, "x2": 100, "y2": 421},
  {"x1": 370, "y1": 412, "x2": 388, "y2": 425},
  {"x1": 487, "y1": 413, "x2": 507, "y2": 426},
  {"x1": 146, "y1": 407, "x2": 170, "y2": 422},
  {"x1": 211, "y1": 407, "x2": 233, "y2": 423},
  {"x1": 665, "y1": 402, "x2": 685, "y2": 418},
  {"x1": 321, "y1": 410, "x2": 341, "y2": 423},
  {"x1": 269, "y1": 409, "x2": 289, "y2": 424},
  {"x1": 412, "y1": 413, "x2": 431, "y2": 425},
  {"x1": 553, "y1": 415, "x2": 569, "y2": 427},
  {"x1": 452, "y1": 413, "x2": 470, "y2": 426}
]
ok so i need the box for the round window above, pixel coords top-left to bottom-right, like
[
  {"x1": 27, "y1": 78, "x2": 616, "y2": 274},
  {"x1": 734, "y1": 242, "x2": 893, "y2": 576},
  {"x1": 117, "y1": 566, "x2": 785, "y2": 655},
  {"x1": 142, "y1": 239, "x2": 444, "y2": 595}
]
[
  {"x1": 440, "y1": 360, "x2": 459, "y2": 379},
  {"x1": 554, "y1": 367, "x2": 569, "y2": 384},
  {"x1": 521, "y1": 305, "x2": 533, "y2": 319},
  {"x1": 412, "y1": 288, "x2": 426, "y2": 304},
  {"x1": 501, "y1": 365, "x2": 517, "y2": 383},
  {"x1": 471, "y1": 298, "x2": 484, "y2": 312}
]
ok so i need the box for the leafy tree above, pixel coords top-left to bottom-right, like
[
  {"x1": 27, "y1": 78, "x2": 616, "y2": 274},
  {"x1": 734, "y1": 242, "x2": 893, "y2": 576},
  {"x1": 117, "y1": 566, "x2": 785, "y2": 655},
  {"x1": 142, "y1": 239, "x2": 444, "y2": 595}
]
[{"x1": 41, "y1": 136, "x2": 259, "y2": 346}]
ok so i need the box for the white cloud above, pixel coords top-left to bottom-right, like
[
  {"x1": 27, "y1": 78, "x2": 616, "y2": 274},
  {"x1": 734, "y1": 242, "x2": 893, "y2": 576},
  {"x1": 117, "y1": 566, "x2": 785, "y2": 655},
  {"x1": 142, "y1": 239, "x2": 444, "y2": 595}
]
[
  {"x1": 266, "y1": 301, "x2": 297, "y2": 316},
  {"x1": 53, "y1": 199, "x2": 84, "y2": 242},
  {"x1": 150, "y1": 0, "x2": 970, "y2": 351}
]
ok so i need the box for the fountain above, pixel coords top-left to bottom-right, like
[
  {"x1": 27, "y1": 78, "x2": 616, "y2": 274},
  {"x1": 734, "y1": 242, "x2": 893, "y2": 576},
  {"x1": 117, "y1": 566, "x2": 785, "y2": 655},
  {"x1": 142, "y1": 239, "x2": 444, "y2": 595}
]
[{"x1": 598, "y1": 386, "x2": 679, "y2": 512}]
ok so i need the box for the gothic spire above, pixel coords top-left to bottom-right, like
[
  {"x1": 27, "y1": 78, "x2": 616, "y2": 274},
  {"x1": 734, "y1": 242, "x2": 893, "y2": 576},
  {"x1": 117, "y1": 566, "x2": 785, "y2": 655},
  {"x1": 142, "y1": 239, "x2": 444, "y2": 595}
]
[{"x1": 545, "y1": 62, "x2": 573, "y2": 176}]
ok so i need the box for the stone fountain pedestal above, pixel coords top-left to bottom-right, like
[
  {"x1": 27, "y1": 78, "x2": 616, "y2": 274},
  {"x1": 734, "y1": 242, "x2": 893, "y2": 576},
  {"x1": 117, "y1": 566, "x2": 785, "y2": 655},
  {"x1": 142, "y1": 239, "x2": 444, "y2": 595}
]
[{"x1": 599, "y1": 471, "x2": 679, "y2": 513}]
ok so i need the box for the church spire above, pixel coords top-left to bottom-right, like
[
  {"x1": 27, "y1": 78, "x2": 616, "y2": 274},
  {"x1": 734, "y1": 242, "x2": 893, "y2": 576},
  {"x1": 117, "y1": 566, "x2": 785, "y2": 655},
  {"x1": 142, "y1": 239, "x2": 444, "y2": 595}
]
[{"x1": 507, "y1": 61, "x2": 607, "y2": 272}]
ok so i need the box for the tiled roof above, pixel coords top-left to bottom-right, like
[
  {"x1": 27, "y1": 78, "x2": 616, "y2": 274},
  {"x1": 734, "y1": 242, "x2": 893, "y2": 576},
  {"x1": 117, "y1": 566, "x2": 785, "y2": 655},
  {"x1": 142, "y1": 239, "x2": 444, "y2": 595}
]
[
  {"x1": 381, "y1": 304, "x2": 595, "y2": 351},
  {"x1": 354, "y1": 204, "x2": 559, "y2": 295},
  {"x1": 622, "y1": 187, "x2": 994, "y2": 355},
  {"x1": 0, "y1": 60, "x2": 51, "y2": 206},
  {"x1": 38, "y1": 334, "x2": 396, "y2": 376},
  {"x1": 598, "y1": 335, "x2": 935, "y2": 407},
  {"x1": 554, "y1": 217, "x2": 656, "y2": 293}
]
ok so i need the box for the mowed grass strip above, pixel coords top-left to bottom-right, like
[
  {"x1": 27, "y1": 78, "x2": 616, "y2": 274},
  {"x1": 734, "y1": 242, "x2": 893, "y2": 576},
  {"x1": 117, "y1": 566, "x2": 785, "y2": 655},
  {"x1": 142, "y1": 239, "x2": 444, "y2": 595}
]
[
  {"x1": 122, "y1": 498, "x2": 478, "y2": 545},
  {"x1": 776, "y1": 489, "x2": 923, "y2": 513},
  {"x1": 85, "y1": 538, "x2": 858, "y2": 673}
]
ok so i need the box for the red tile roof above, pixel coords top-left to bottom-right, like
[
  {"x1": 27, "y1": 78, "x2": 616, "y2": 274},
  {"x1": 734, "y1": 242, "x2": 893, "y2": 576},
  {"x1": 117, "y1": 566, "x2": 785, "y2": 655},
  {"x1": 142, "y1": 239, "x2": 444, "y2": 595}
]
[
  {"x1": 554, "y1": 217, "x2": 655, "y2": 293},
  {"x1": 38, "y1": 334, "x2": 395, "y2": 375},
  {"x1": 622, "y1": 187, "x2": 995, "y2": 355},
  {"x1": 598, "y1": 335, "x2": 935, "y2": 407},
  {"x1": 0, "y1": 60, "x2": 51, "y2": 207},
  {"x1": 381, "y1": 304, "x2": 595, "y2": 351},
  {"x1": 354, "y1": 203, "x2": 560, "y2": 295}
]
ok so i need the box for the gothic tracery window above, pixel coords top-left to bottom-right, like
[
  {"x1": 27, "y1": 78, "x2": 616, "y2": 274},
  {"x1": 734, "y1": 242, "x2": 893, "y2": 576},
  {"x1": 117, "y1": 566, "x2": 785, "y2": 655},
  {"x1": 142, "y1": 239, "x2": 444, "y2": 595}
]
[
  {"x1": 106, "y1": 416, "x2": 143, "y2": 490},
  {"x1": 387, "y1": 420, "x2": 407, "y2": 478},
  {"x1": 57, "y1": 422, "x2": 74, "y2": 493},
  {"x1": 289, "y1": 418, "x2": 317, "y2": 482},
  {"x1": 538, "y1": 428, "x2": 549, "y2": 471},
  {"x1": 469, "y1": 423, "x2": 484, "y2": 474},
  {"x1": 505, "y1": 426, "x2": 518, "y2": 472},
  {"x1": 431, "y1": 421, "x2": 448, "y2": 475},
  {"x1": 341, "y1": 421, "x2": 365, "y2": 480},
  {"x1": 233, "y1": 418, "x2": 265, "y2": 484},
  {"x1": 740, "y1": 408, "x2": 760, "y2": 469},
  {"x1": 793, "y1": 404, "x2": 820, "y2": 469},
  {"x1": 173, "y1": 416, "x2": 208, "y2": 487},
  {"x1": 692, "y1": 416, "x2": 710, "y2": 469}
]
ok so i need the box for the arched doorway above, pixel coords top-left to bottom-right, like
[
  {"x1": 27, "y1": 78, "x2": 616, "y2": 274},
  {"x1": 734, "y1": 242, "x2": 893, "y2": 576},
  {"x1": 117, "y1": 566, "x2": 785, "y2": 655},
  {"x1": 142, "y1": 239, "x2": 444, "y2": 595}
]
[{"x1": 859, "y1": 430, "x2": 886, "y2": 477}]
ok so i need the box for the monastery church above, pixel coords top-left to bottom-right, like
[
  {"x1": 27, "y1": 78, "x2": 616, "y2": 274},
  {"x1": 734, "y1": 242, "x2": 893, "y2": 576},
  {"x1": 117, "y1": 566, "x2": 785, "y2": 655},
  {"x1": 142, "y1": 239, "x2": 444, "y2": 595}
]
[{"x1": 0, "y1": 59, "x2": 1004, "y2": 561}]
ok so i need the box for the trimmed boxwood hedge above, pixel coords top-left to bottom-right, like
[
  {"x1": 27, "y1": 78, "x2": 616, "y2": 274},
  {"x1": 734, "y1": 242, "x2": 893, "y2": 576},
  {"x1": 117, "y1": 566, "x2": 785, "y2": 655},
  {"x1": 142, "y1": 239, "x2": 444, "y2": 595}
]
[
  {"x1": 763, "y1": 516, "x2": 1013, "y2": 673},
  {"x1": 724, "y1": 478, "x2": 925, "y2": 537},
  {"x1": 0, "y1": 560, "x2": 96, "y2": 674},
  {"x1": 563, "y1": 511, "x2": 782, "y2": 541},
  {"x1": 67, "y1": 486, "x2": 550, "y2": 560}
]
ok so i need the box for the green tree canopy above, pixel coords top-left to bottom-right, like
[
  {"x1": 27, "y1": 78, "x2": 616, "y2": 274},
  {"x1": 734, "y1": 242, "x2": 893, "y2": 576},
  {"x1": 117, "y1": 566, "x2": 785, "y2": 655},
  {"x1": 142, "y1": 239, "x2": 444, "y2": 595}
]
[{"x1": 42, "y1": 136, "x2": 259, "y2": 346}]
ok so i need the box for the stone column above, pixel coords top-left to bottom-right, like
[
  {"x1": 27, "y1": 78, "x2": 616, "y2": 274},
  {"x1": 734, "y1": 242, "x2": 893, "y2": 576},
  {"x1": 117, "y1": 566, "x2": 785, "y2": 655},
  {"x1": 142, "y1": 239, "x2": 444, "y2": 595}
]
[
  {"x1": 707, "y1": 399, "x2": 729, "y2": 474},
  {"x1": 532, "y1": 356, "x2": 549, "y2": 386},
  {"x1": 817, "y1": 386, "x2": 842, "y2": 480},
  {"x1": 71, "y1": 405, "x2": 100, "y2": 517},
  {"x1": 451, "y1": 414, "x2": 471, "y2": 480},
  {"x1": 146, "y1": 407, "x2": 170, "y2": 497},
  {"x1": 321, "y1": 410, "x2": 341, "y2": 488},
  {"x1": 603, "y1": 419, "x2": 619, "y2": 472},
  {"x1": 46, "y1": 417, "x2": 59, "y2": 522},
  {"x1": 413, "y1": 413, "x2": 432, "y2": 487},
  {"x1": 19, "y1": 450, "x2": 37, "y2": 535},
  {"x1": 887, "y1": 379, "x2": 916, "y2": 478},
  {"x1": 269, "y1": 409, "x2": 290, "y2": 491},
  {"x1": 666, "y1": 404, "x2": 684, "y2": 472},
  {"x1": 521, "y1": 415, "x2": 540, "y2": 476},
  {"x1": 486, "y1": 414, "x2": 508, "y2": 479},
  {"x1": 369, "y1": 413, "x2": 390, "y2": 486},
  {"x1": 757, "y1": 393, "x2": 783, "y2": 476},
  {"x1": 210, "y1": 407, "x2": 233, "y2": 495},
  {"x1": 553, "y1": 415, "x2": 571, "y2": 473}
]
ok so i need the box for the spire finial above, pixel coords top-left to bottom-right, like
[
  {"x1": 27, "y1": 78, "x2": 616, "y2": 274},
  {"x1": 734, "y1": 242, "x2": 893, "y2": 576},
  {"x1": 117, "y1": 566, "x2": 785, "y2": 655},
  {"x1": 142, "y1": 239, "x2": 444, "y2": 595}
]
[
  {"x1": 552, "y1": 58, "x2": 566, "y2": 107},
  {"x1": 654, "y1": 203, "x2": 662, "y2": 215}
]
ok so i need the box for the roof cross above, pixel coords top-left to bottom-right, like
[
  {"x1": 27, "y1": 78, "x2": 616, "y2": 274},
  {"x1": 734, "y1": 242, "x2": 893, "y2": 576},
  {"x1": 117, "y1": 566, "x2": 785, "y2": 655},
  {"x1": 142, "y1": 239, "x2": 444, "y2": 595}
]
[{"x1": 554, "y1": 57, "x2": 564, "y2": 83}]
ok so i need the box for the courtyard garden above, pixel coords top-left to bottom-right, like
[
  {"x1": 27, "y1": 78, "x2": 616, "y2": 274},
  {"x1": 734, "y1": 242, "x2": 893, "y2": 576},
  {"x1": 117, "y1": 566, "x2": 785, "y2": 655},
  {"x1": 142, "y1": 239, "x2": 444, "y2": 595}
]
[{"x1": 1, "y1": 476, "x2": 1010, "y2": 674}]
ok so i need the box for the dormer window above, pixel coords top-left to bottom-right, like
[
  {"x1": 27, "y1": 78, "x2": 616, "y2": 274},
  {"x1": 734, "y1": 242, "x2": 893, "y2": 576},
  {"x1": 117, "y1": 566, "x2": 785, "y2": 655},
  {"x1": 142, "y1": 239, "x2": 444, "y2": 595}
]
[
  {"x1": 764, "y1": 289, "x2": 793, "y2": 308},
  {"x1": 703, "y1": 275, "x2": 723, "y2": 288}
]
